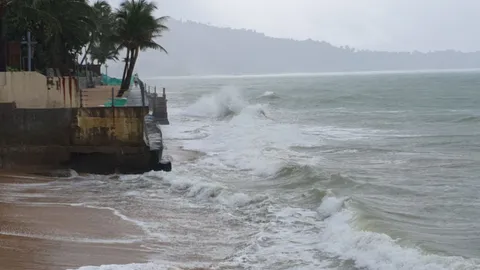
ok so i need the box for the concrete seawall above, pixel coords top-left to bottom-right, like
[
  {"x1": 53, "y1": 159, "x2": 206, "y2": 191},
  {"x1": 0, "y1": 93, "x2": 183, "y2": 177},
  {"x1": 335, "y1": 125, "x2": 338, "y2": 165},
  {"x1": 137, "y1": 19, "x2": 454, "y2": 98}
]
[{"x1": 0, "y1": 103, "x2": 169, "y2": 174}]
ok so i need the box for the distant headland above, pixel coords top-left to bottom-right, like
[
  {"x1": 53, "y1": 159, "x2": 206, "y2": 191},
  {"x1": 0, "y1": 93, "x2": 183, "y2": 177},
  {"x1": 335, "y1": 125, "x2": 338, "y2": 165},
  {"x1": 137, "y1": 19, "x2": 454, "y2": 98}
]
[{"x1": 122, "y1": 19, "x2": 480, "y2": 77}]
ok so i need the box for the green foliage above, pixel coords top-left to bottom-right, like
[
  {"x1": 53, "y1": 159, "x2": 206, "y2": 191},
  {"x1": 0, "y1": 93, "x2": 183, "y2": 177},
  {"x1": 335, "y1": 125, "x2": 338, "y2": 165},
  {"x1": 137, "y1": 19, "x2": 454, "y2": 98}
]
[
  {"x1": 113, "y1": 0, "x2": 169, "y2": 93},
  {"x1": 5, "y1": 0, "x2": 168, "y2": 77}
]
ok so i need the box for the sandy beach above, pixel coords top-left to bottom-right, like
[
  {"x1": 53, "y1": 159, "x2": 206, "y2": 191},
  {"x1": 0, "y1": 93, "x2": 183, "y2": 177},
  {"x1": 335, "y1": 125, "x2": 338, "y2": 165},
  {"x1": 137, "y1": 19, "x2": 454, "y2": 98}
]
[{"x1": 0, "y1": 175, "x2": 151, "y2": 270}]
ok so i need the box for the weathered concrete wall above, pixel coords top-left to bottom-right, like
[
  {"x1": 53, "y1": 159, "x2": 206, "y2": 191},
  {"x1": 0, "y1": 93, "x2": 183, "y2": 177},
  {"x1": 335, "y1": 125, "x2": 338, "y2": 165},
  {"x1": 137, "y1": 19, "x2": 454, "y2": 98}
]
[
  {"x1": 0, "y1": 104, "x2": 74, "y2": 169},
  {"x1": 147, "y1": 93, "x2": 169, "y2": 125},
  {"x1": 0, "y1": 104, "x2": 163, "y2": 173},
  {"x1": 0, "y1": 72, "x2": 80, "y2": 108},
  {"x1": 0, "y1": 105, "x2": 148, "y2": 147},
  {"x1": 73, "y1": 107, "x2": 149, "y2": 147},
  {"x1": 0, "y1": 105, "x2": 73, "y2": 145}
]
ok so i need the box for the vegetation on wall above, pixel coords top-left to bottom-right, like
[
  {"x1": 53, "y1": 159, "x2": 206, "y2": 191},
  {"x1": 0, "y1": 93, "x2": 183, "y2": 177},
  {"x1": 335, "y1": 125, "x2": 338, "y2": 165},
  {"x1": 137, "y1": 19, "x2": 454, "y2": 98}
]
[{"x1": 1, "y1": 0, "x2": 168, "y2": 91}]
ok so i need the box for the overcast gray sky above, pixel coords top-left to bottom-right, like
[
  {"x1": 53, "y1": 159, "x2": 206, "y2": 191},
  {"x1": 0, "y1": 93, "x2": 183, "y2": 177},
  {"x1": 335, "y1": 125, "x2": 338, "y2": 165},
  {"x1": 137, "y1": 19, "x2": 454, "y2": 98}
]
[{"x1": 107, "y1": 0, "x2": 480, "y2": 52}]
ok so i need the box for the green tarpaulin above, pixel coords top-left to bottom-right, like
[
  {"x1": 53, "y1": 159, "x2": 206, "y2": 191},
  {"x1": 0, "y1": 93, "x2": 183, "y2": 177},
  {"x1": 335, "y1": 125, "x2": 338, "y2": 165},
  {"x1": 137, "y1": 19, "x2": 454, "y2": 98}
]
[
  {"x1": 101, "y1": 74, "x2": 134, "y2": 86},
  {"x1": 104, "y1": 98, "x2": 127, "y2": 107},
  {"x1": 100, "y1": 74, "x2": 136, "y2": 106},
  {"x1": 101, "y1": 74, "x2": 122, "y2": 86}
]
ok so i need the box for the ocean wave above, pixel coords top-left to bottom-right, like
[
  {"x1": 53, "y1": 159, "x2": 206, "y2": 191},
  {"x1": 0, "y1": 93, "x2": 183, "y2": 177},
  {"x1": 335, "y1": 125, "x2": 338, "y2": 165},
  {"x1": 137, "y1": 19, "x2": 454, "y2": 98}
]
[
  {"x1": 182, "y1": 85, "x2": 247, "y2": 119},
  {"x1": 454, "y1": 115, "x2": 480, "y2": 123},
  {"x1": 143, "y1": 171, "x2": 269, "y2": 209},
  {"x1": 272, "y1": 163, "x2": 319, "y2": 179},
  {"x1": 318, "y1": 209, "x2": 480, "y2": 270},
  {"x1": 268, "y1": 163, "x2": 359, "y2": 196},
  {"x1": 227, "y1": 195, "x2": 480, "y2": 270},
  {"x1": 270, "y1": 163, "x2": 328, "y2": 189}
]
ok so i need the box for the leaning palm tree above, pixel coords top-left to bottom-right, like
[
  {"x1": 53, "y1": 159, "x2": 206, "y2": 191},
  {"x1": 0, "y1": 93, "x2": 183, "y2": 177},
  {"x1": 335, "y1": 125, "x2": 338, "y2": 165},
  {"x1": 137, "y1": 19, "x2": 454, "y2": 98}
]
[{"x1": 113, "y1": 0, "x2": 168, "y2": 96}]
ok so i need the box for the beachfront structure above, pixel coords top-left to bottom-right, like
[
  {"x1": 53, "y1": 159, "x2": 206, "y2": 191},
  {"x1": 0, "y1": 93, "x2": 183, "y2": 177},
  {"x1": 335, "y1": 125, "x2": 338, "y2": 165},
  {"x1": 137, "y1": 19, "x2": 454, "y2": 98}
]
[{"x1": 0, "y1": 70, "x2": 171, "y2": 174}]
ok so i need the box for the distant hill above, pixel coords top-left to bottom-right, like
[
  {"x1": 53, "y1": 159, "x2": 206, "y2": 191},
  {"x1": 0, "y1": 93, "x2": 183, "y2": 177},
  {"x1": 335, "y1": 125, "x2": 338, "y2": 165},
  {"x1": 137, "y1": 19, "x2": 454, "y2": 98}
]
[{"x1": 108, "y1": 19, "x2": 480, "y2": 77}]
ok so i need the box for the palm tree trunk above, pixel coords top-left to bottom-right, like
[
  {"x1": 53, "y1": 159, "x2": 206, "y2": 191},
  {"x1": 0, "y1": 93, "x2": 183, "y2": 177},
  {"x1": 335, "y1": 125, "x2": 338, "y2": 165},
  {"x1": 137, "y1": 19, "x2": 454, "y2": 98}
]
[
  {"x1": 119, "y1": 48, "x2": 130, "y2": 90},
  {"x1": 123, "y1": 48, "x2": 138, "y2": 92}
]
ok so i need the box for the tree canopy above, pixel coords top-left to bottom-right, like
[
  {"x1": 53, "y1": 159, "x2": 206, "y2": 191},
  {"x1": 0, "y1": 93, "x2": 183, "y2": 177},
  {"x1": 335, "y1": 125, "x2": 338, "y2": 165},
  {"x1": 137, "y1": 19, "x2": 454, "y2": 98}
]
[
  {"x1": 3, "y1": 0, "x2": 168, "y2": 91},
  {"x1": 114, "y1": 0, "x2": 169, "y2": 93}
]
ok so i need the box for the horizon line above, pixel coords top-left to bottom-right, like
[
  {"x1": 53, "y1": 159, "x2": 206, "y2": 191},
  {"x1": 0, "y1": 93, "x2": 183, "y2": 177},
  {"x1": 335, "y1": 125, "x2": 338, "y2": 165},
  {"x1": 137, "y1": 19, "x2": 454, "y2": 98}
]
[{"x1": 143, "y1": 68, "x2": 480, "y2": 81}]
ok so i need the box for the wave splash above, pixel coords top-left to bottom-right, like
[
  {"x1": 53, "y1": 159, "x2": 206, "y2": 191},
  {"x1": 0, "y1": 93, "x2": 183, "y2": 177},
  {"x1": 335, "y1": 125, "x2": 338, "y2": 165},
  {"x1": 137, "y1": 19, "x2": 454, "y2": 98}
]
[{"x1": 183, "y1": 85, "x2": 249, "y2": 119}]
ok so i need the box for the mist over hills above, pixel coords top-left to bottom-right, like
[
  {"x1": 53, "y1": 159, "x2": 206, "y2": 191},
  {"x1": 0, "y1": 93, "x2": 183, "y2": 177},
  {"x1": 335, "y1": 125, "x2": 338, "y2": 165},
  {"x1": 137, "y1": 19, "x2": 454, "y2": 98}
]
[{"x1": 109, "y1": 19, "x2": 480, "y2": 77}]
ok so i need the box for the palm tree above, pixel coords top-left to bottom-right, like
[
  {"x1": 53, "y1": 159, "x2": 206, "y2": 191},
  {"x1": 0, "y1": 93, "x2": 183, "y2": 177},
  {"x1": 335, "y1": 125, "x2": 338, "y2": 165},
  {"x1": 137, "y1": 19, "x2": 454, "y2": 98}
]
[
  {"x1": 89, "y1": 1, "x2": 119, "y2": 66},
  {"x1": 114, "y1": 0, "x2": 168, "y2": 96},
  {"x1": 80, "y1": 0, "x2": 116, "y2": 66},
  {"x1": 90, "y1": 42, "x2": 119, "y2": 65}
]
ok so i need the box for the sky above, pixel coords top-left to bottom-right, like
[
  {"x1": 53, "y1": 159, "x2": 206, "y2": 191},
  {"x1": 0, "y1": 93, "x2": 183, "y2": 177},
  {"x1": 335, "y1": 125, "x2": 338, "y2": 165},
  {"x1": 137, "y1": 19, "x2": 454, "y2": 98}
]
[{"x1": 107, "y1": 0, "x2": 480, "y2": 52}]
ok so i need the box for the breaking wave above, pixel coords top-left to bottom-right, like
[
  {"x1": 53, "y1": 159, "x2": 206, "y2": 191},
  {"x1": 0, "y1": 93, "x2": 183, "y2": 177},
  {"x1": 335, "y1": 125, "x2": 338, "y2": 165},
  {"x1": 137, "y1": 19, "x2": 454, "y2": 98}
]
[{"x1": 183, "y1": 85, "x2": 247, "y2": 119}]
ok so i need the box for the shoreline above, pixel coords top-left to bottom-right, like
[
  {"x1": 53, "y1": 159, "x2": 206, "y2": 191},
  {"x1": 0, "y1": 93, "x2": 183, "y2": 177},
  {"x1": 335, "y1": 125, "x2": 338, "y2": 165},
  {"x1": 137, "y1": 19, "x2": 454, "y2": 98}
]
[
  {"x1": 0, "y1": 175, "x2": 152, "y2": 270},
  {"x1": 0, "y1": 141, "x2": 203, "y2": 270}
]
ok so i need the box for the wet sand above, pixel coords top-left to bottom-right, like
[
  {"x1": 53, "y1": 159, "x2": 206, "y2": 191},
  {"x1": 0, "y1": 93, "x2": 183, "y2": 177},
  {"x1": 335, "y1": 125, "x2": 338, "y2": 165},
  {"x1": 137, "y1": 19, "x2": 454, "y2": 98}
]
[{"x1": 0, "y1": 176, "x2": 152, "y2": 270}]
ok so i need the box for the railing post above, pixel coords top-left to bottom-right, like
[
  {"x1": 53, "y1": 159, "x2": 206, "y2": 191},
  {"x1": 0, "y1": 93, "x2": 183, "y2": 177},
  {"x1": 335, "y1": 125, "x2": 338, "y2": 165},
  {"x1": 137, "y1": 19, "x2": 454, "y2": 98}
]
[
  {"x1": 141, "y1": 83, "x2": 146, "y2": 108},
  {"x1": 111, "y1": 87, "x2": 116, "y2": 137},
  {"x1": 78, "y1": 78, "x2": 83, "y2": 108},
  {"x1": 111, "y1": 87, "x2": 115, "y2": 108}
]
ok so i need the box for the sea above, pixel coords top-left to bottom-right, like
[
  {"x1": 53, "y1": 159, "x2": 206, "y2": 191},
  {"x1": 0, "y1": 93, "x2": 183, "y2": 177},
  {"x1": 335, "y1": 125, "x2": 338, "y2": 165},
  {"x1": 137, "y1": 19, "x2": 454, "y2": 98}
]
[{"x1": 7, "y1": 70, "x2": 480, "y2": 269}]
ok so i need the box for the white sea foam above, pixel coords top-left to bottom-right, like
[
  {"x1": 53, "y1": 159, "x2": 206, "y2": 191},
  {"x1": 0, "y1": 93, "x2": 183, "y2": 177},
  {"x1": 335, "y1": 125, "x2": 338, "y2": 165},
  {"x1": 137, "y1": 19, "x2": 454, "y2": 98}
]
[
  {"x1": 78, "y1": 204, "x2": 149, "y2": 231},
  {"x1": 316, "y1": 193, "x2": 349, "y2": 220}
]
